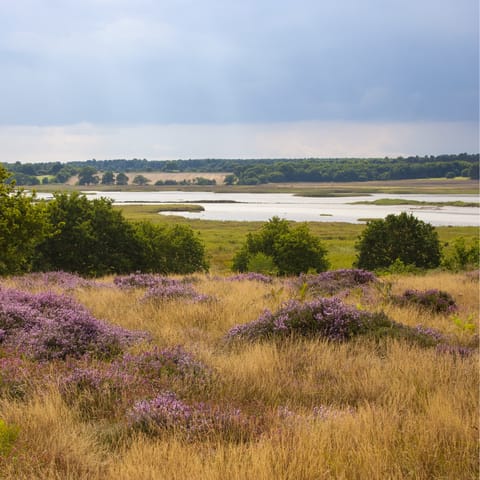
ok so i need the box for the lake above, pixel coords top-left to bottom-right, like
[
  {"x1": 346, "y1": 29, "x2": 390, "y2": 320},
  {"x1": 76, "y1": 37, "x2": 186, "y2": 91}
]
[{"x1": 38, "y1": 191, "x2": 480, "y2": 226}]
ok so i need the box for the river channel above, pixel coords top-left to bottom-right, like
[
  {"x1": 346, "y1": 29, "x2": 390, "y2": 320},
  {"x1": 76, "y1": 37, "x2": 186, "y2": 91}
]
[{"x1": 38, "y1": 191, "x2": 479, "y2": 226}]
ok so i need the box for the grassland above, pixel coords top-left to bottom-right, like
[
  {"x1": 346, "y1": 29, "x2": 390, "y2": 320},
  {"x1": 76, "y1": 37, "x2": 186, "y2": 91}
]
[
  {"x1": 114, "y1": 204, "x2": 479, "y2": 272},
  {"x1": 0, "y1": 270, "x2": 478, "y2": 479}
]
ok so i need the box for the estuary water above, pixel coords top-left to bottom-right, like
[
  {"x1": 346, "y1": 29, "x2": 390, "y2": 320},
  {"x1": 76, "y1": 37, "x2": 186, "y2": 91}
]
[{"x1": 38, "y1": 191, "x2": 480, "y2": 226}]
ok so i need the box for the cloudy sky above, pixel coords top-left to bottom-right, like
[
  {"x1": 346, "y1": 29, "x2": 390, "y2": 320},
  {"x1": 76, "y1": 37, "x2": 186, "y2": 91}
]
[{"x1": 0, "y1": 0, "x2": 478, "y2": 162}]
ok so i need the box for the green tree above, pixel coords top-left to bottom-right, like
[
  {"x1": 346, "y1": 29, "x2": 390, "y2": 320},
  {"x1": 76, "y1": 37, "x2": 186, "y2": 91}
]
[
  {"x1": 132, "y1": 174, "x2": 150, "y2": 185},
  {"x1": 0, "y1": 165, "x2": 49, "y2": 275},
  {"x1": 116, "y1": 172, "x2": 129, "y2": 185},
  {"x1": 34, "y1": 192, "x2": 137, "y2": 276},
  {"x1": 232, "y1": 217, "x2": 329, "y2": 275},
  {"x1": 78, "y1": 166, "x2": 99, "y2": 185},
  {"x1": 355, "y1": 212, "x2": 441, "y2": 270},
  {"x1": 101, "y1": 171, "x2": 115, "y2": 185},
  {"x1": 274, "y1": 224, "x2": 329, "y2": 275},
  {"x1": 131, "y1": 222, "x2": 208, "y2": 274}
]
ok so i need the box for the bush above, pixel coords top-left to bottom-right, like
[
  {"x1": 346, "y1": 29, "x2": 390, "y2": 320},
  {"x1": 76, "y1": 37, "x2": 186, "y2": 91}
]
[
  {"x1": 127, "y1": 391, "x2": 253, "y2": 441},
  {"x1": 233, "y1": 217, "x2": 329, "y2": 275},
  {"x1": 0, "y1": 288, "x2": 147, "y2": 360},
  {"x1": 393, "y1": 289, "x2": 457, "y2": 314},
  {"x1": 225, "y1": 297, "x2": 446, "y2": 347},
  {"x1": 0, "y1": 165, "x2": 49, "y2": 275},
  {"x1": 355, "y1": 212, "x2": 441, "y2": 271}
]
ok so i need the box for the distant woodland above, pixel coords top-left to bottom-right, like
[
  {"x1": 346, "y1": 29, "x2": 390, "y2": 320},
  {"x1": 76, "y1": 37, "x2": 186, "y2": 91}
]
[{"x1": 3, "y1": 153, "x2": 479, "y2": 186}]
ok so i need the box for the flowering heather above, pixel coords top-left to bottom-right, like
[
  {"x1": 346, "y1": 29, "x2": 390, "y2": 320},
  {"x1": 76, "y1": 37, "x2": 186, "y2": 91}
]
[
  {"x1": 0, "y1": 287, "x2": 147, "y2": 360},
  {"x1": 113, "y1": 273, "x2": 192, "y2": 289},
  {"x1": 393, "y1": 289, "x2": 458, "y2": 314},
  {"x1": 435, "y1": 344, "x2": 475, "y2": 358},
  {"x1": 142, "y1": 282, "x2": 211, "y2": 304},
  {"x1": 9, "y1": 271, "x2": 99, "y2": 291},
  {"x1": 225, "y1": 298, "x2": 384, "y2": 342},
  {"x1": 226, "y1": 273, "x2": 273, "y2": 284},
  {"x1": 291, "y1": 269, "x2": 377, "y2": 296},
  {"x1": 225, "y1": 297, "x2": 445, "y2": 347},
  {"x1": 127, "y1": 391, "x2": 252, "y2": 441},
  {"x1": 119, "y1": 345, "x2": 211, "y2": 386},
  {"x1": 0, "y1": 356, "x2": 35, "y2": 399}
]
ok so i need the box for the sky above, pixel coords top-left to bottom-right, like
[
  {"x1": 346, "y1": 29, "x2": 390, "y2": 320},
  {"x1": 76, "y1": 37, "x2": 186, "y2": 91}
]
[{"x1": 0, "y1": 0, "x2": 478, "y2": 163}]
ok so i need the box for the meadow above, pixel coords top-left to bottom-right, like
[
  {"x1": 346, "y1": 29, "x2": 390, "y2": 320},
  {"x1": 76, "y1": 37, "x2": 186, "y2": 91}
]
[
  {"x1": 0, "y1": 269, "x2": 478, "y2": 479},
  {"x1": 114, "y1": 205, "x2": 479, "y2": 272}
]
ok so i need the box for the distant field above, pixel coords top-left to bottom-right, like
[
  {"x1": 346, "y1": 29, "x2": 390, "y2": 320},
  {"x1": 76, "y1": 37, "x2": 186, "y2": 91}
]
[{"x1": 65, "y1": 171, "x2": 230, "y2": 186}]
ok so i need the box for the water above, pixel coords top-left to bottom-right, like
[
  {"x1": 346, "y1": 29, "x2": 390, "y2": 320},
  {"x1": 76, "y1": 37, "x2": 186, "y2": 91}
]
[{"x1": 37, "y1": 191, "x2": 480, "y2": 226}]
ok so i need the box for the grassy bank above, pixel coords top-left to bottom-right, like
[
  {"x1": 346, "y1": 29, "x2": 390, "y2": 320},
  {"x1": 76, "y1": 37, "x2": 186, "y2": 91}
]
[{"x1": 0, "y1": 270, "x2": 478, "y2": 479}]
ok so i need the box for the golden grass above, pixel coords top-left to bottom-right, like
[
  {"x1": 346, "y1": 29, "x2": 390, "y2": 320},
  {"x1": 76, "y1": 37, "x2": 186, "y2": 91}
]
[{"x1": 1, "y1": 271, "x2": 478, "y2": 479}]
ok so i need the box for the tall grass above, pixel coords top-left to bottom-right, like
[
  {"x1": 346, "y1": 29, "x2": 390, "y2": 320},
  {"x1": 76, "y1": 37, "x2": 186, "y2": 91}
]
[{"x1": 0, "y1": 271, "x2": 478, "y2": 479}]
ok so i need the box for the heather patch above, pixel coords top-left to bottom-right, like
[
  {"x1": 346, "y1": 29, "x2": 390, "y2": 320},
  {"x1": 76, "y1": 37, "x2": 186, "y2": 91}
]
[
  {"x1": 59, "y1": 346, "x2": 213, "y2": 419},
  {"x1": 0, "y1": 287, "x2": 148, "y2": 360},
  {"x1": 141, "y1": 282, "x2": 211, "y2": 304},
  {"x1": 225, "y1": 298, "x2": 443, "y2": 347},
  {"x1": 127, "y1": 391, "x2": 254, "y2": 441},
  {"x1": 8, "y1": 271, "x2": 100, "y2": 291},
  {"x1": 0, "y1": 355, "x2": 37, "y2": 399},
  {"x1": 113, "y1": 273, "x2": 191, "y2": 289},
  {"x1": 291, "y1": 269, "x2": 377, "y2": 296},
  {"x1": 119, "y1": 345, "x2": 212, "y2": 389},
  {"x1": 226, "y1": 273, "x2": 274, "y2": 283},
  {"x1": 393, "y1": 289, "x2": 457, "y2": 314}
]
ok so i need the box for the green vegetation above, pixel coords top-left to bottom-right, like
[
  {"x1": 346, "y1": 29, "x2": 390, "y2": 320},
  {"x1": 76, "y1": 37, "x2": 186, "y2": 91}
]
[
  {"x1": 350, "y1": 198, "x2": 480, "y2": 207},
  {"x1": 232, "y1": 217, "x2": 329, "y2": 275},
  {"x1": 115, "y1": 205, "x2": 478, "y2": 273},
  {"x1": 4, "y1": 153, "x2": 478, "y2": 186},
  {"x1": 154, "y1": 204, "x2": 205, "y2": 212},
  {"x1": 355, "y1": 213, "x2": 441, "y2": 271}
]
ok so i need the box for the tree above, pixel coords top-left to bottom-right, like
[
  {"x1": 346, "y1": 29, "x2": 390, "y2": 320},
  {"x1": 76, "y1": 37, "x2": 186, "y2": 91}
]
[
  {"x1": 116, "y1": 172, "x2": 129, "y2": 185},
  {"x1": 132, "y1": 222, "x2": 208, "y2": 274},
  {"x1": 34, "y1": 192, "x2": 137, "y2": 276},
  {"x1": 78, "y1": 166, "x2": 99, "y2": 185},
  {"x1": 101, "y1": 171, "x2": 115, "y2": 185},
  {"x1": 232, "y1": 217, "x2": 329, "y2": 275},
  {"x1": 0, "y1": 165, "x2": 49, "y2": 275},
  {"x1": 132, "y1": 174, "x2": 150, "y2": 185},
  {"x1": 355, "y1": 212, "x2": 441, "y2": 270}
]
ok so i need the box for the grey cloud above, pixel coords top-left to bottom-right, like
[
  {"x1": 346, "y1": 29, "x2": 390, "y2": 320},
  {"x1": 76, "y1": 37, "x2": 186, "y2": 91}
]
[{"x1": 0, "y1": 0, "x2": 477, "y2": 125}]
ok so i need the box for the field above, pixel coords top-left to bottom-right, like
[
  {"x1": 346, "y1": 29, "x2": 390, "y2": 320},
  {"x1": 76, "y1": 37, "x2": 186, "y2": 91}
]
[{"x1": 0, "y1": 270, "x2": 478, "y2": 479}]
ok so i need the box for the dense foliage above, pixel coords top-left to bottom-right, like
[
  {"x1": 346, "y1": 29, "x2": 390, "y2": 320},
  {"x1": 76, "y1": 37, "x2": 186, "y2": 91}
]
[
  {"x1": 0, "y1": 167, "x2": 49, "y2": 275},
  {"x1": 4, "y1": 153, "x2": 478, "y2": 185},
  {"x1": 0, "y1": 168, "x2": 208, "y2": 276},
  {"x1": 232, "y1": 217, "x2": 329, "y2": 275},
  {"x1": 355, "y1": 213, "x2": 441, "y2": 271}
]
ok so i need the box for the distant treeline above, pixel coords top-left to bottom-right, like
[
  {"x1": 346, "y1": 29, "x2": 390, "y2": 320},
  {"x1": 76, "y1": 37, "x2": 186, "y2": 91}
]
[{"x1": 4, "y1": 153, "x2": 479, "y2": 185}]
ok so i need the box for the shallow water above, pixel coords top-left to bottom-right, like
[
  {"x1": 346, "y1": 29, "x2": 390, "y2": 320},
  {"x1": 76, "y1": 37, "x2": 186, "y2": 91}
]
[{"x1": 37, "y1": 191, "x2": 480, "y2": 226}]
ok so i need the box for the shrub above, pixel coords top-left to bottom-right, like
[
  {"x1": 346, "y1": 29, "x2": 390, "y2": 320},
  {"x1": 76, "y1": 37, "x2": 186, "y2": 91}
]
[
  {"x1": 233, "y1": 217, "x2": 329, "y2": 275},
  {"x1": 127, "y1": 391, "x2": 253, "y2": 441},
  {"x1": 0, "y1": 288, "x2": 147, "y2": 360},
  {"x1": 393, "y1": 289, "x2": 457, "y2": 314},
  {"x1": 355, "y1": 212, "x2": 441, "y2": 270},
  {"x1": 225, "y1": 298, "x2": 384, "y2": 342},
  {"x1": 225, "y1": 297, "x2": 445, "y2": 347}
]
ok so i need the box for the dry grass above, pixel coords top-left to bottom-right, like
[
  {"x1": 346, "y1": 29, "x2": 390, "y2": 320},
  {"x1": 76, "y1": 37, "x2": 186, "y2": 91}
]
[{"x1": 1, "y1": 271, "x2": 478, "y2": 479}]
